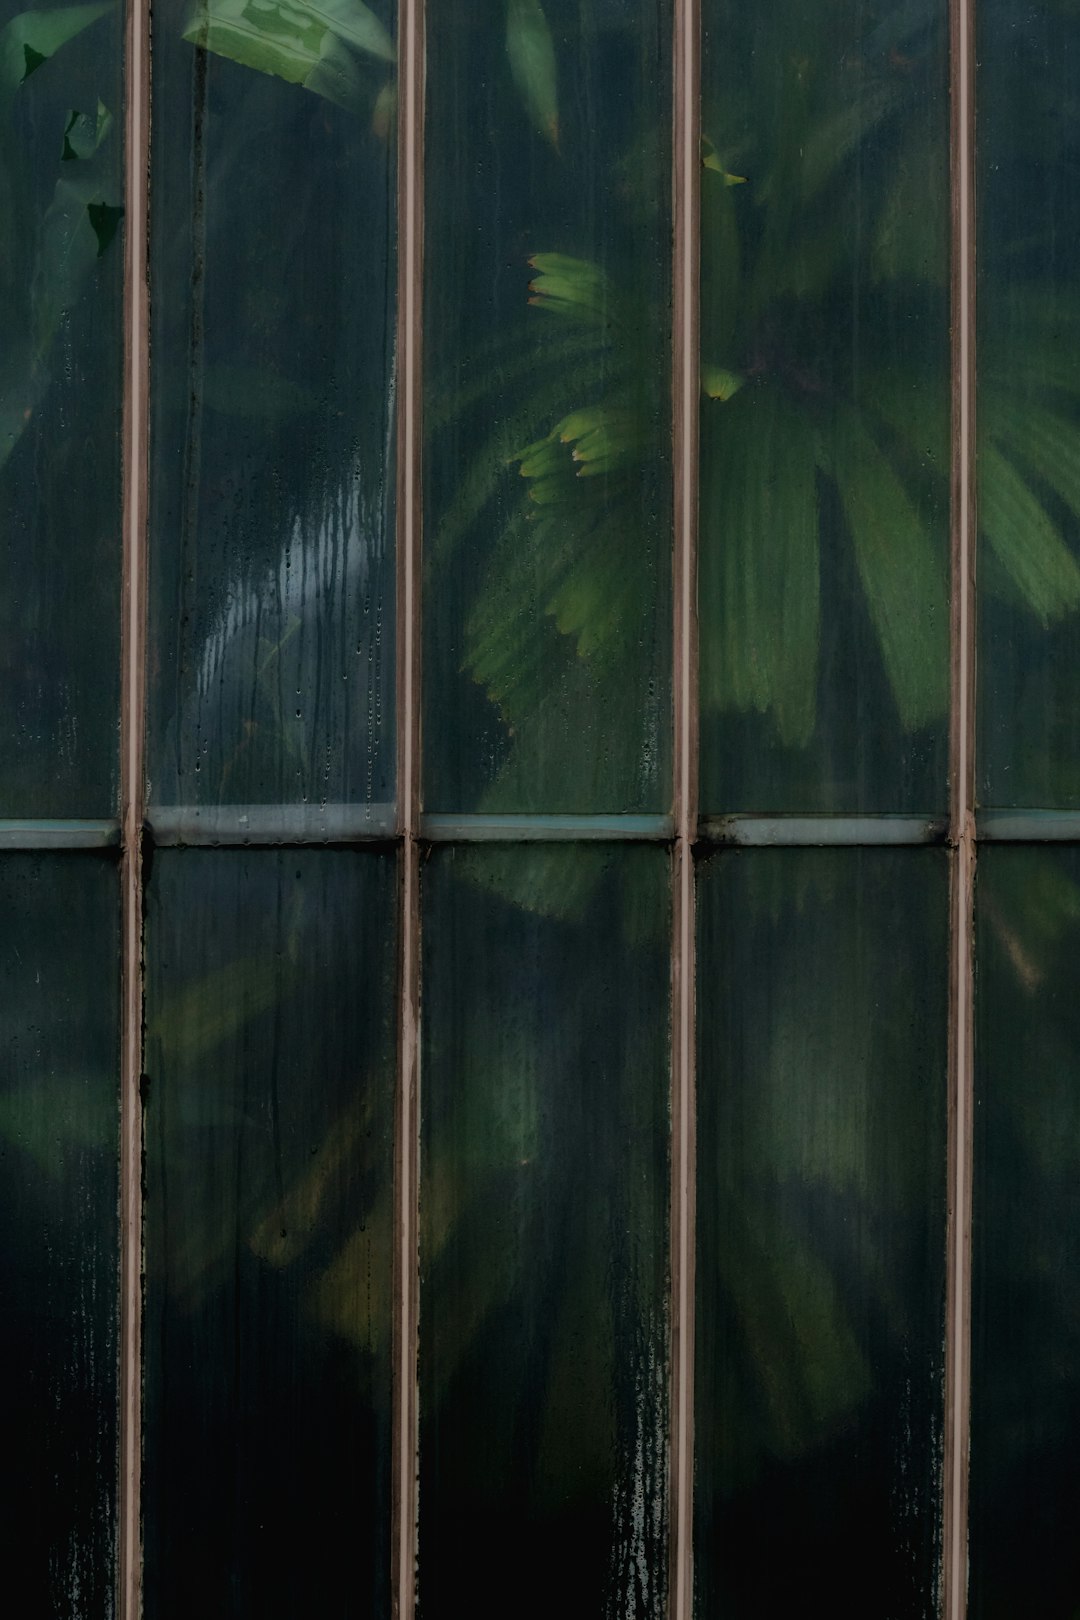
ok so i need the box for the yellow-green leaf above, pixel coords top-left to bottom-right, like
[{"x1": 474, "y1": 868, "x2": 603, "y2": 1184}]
[
  {"x1": 701, "y1": 364, "x2": 744, "y2": 401},
  {"x1": 506, "y1": 0, "x2": 558, "y2": 149}
]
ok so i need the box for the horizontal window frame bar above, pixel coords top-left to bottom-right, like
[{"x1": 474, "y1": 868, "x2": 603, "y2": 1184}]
[
  {"x1": 419, "y1": 813, "x2": 675, "y2": 842},
  {"x1": 147, "y1": 803, "x2": 398, "y2": 845},
  {"x1": 698, "y1": 815, "x2": 949, "y2": 846},
  {"x1": 0, "y1": 819, "x2": 122, "y2": 848},
  {"x1": 975, "y1": 811, "x2": 1080, "y2": 842},
  {"x1": 5, "y1": 809, "x2": 1080, "y2": 852}
]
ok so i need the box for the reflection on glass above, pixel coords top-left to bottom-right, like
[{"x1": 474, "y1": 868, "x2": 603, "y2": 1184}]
[
  {"x1": 0, "y1": 0, "x2": 123, "y2": 814},
  {"x1": 420, "y1": 845, "x2": 670, "y2": 1613},
  {"x1": 971, "y1": 847, "x2": 1080, "y2": 1616},
  {"x1": 423, "y1": 3, "x2": 672, "y2": 814},
  {"x1": 148, "y1": 0, "x2": 396, "y2": 811},
  {"x1": 0, "y1": 855, "x2": 119, "y2": 1614},
  {"x1": 695, "y1": 849, "x2": 947, "y2": 1614},
  {"x1": 698, "y1": 0, "x2": 950, "y2": 814},
  {"x1": 144, "y1": 850, "x2": 396, "y2": 1618},
  {"x1": 978, "y1": 4, "x2": 1080, "y2": 808}
]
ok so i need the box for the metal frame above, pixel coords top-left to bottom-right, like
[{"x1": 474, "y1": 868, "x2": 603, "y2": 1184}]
[{"x1": 119, "y1": 0, "x2": 150, "y2": 1615}]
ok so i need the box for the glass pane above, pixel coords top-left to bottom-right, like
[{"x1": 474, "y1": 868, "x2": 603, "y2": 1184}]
[
  {"x1": 423, "y1": 4, "x2": 672, "y2": 814},
  {"x1": 0, "y1": 0, "x2": 123, "y2": 815},
  {"x1": 698, "y1": 1, "x2": 950, "y2": 814},
  {"x1": 419, "y1": 844, "x2": 670, "y2": 1611},
  {"x1": 0, "y1": 855, "x2": 119, "y2": 1614},
  {"x1": 977, "y1": 6, "x2": 1080, "y2": 808},
  {"x1": 144, "y1": 849, "x2": 396, "y2": 1617},
  {"x1": 148, "y1": 0, "x2": 397, "y2": 813},
  {"x1": 970, "y1": 846, "x2": 1080, "y2": 1616},
  {"x1": 695, "y1": 848, "x2": 948, "y2": 1613}
]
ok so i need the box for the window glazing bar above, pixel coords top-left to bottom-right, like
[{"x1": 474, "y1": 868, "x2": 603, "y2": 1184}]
[
  {"x1": 944, "y1": 0, "x2": 977, "y2": 1614},
  {"x1": 148, "y1": 802, "x2": 398, "y2": 845},
  {"x1": 420, "y1": 813, "x2": 674, "y2": 842},
  {"x1": 394, "y1": 2, "x2": 424, "y2": 1617},
  {"x1": 975, "y1": 811, "x2": 1080, "y2": 841},
  {"x1": 670, "y1": 0, "x2": 700, "y2": 1615},
  {"x1": 119, "y1": 0, "x2": 151, "y2": 1616},
  {"x1": 698, "y1": 815, "x2": 949, "y2": 848},
  {"x1": 0, "y1": 820, "x2": 121, "y2": 849}
]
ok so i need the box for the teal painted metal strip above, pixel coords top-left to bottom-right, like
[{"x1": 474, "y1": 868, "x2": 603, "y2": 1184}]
[
  {"x1": 699, "y1": 815, "x2": 949, "y2": 847},
  {"x1": 420, "y1": 813, "x2": 676, "y2": 842},
  {"x1": 0, "y1": 820, "x2": 121, "y2": 849}
]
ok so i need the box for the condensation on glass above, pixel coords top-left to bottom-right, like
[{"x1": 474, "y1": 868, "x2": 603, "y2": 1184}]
[
  {"x1": 698, "y1": 0, "x2": 951, "y2": 815},
  {"x1": 977, "y1": 2, "x2": 1080, "y2": 810},
  {"x1": 0, "y1": 854, "x2": 120, "y2": 1615},
  {"x1": 142, "y1": 849, "x2": 396, "y2": 1617},
  {"x1": 147, "y1": 0, "x2": 398, "y2": 814},
  {"x1": 418, "y1": 843, "x2": 671, "y2": 1614},
  {"x1": 695, "y1": 848, "x2": 948, "y2": 1614},
  {"x1": 0, "y1": 0, "x2": 124, "y2": 815},
  {"x1": 422, "y1": 1, "x2": 673, "y2": 814},
  {"x1": 970, "y1": 846, "x2": 1080, "y2": 1617}
]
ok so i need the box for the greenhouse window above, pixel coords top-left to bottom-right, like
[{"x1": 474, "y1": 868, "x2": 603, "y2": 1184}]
[{"x1": 3, "y1": 1, "x2": 1079, "y2": 1616}]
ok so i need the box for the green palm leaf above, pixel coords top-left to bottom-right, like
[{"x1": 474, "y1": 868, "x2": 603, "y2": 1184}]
[{"x1": 700, "y1": 385, "x2": 821, "y2": 749}]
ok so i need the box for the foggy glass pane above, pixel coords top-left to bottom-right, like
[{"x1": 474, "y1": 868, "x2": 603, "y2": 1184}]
[
  {"x1": 419, "y1": 843, "x2": 670, "y2": 1614},
  {"x1": 423, "y1": 3, "x2": 673, "y2": 814},
  {"x1": 0, "y1": 855, "x2": 119, "y2": 1616},
  {"x1": 148, "y1": 0, "x2": 397, "y2": 812},
  {"x1": 971, "y1": 846, "x2": 1080, "y2": 1616},
  {"x1": 144, "y1": 849, "x2": 396, "y2": 1618},
  {"x1": 698, "y1": 0, "x2": 950, "y2": 814},
  {"x1": 696, "y1": 848, "x2": 948, "y2": 1614},
  {"x1": 978, "y1": 3, "x2": 1080, "y2": 808},
  {"x1": 0, "y1": 0, "x2": 123, "y2": 814}
]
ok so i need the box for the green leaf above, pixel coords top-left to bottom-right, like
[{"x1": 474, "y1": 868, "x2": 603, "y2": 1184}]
[
  {"x1": 700, "y1": 164, "x2": 742, "y2": 360},
  {"x1": 798, "y1": 80, "x2": 900, "y2": 202},
  {"x1": 0, "y1": 3, "x2": 112, "y2": 98},
  {"x1": 184, "y1": 0, "x2": 393, "y2": 108},
  {"x1": 702, "y1": 134, "x2": 745, "y2": 185},
  {"x1": 831, "y1": 409, "x2": 948, "y2": 730},
  {"x1": 527, "y1": 252, "x2": 612, "y2": 323},
  {"x1": 506, "y1": 0, "x2": 558, "y2": 150},
  {"x1": 34, "y1": 176, "x2": 121, "y2": 352},
  {"x1": 62, "y1": 98, "x2": 114, "y2": 161},
  {"x1": 0, "y1": 1073, "x2": 115, "y2": 1178},
  {"x1": 979, "y1": 441, "x2": 1080, "y2": 624},
  {"x1": 701, "y1": 364, "x2": 743, "y2": 402},
  {"x1": 298, "y1": 0, "x2": 393, "y2": 60},
  {"x1": 699, "y1": 386, "x2": 821, "y2": 748},
  {"x1": 986, "y1": 393, "x2": 1080, "y2": 533},
  {"x1": 872, "y1": 117, "x2": 947, "y2": 286}
]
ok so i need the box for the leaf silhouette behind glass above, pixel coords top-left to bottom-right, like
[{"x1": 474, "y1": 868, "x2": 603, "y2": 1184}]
[
  {"x1": 700, "y1": 385, "x2": 820, "y2": 749},
  {"x1": 831, "y1": 407, "x2": 948, "y2": 730},
  {"x1": 506, "y1": 0, "x2": 558, "y2": 149},
  {"x1": 183, "y1": 0, "x2": 394, "y2": 109},
  {"x1": 0, "y1": 1, "x2": 112, "y2": 100}
]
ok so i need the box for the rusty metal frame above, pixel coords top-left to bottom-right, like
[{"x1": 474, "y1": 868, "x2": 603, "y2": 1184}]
[
  {"x1": 119, "y1": 0, "x2": 151, "y2": 1617},
  {"x1": 944, "y1": 0, "x2": 977, "y2": 1615},
  {"x1": 393, "y1": 1, "x2": 425, "y2": 1616},
  {"x1": 670, "y1": 0, "x2": 701, "y2": 1615}
]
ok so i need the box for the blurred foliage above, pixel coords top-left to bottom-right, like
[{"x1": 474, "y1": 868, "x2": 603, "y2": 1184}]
[{"x1": 0, "y1": 2, "x2": 121, "y2": 473}]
